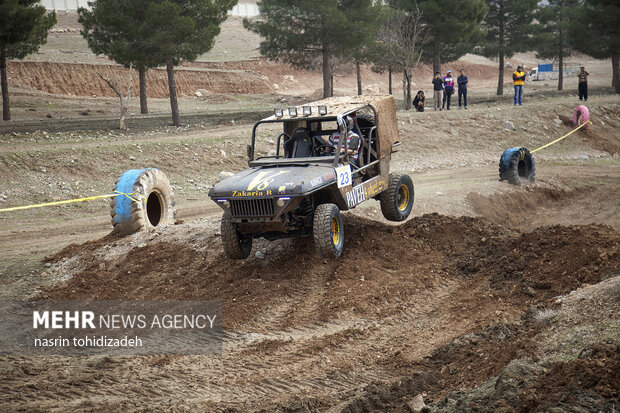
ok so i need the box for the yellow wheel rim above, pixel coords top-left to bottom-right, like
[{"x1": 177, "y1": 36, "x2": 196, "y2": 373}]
[
  {"x1": 331, "y1": 217, "x2": 341, "y2": 245},
  {"x1": 397, "y1": 184, "x2": 409, "y2": 211}
]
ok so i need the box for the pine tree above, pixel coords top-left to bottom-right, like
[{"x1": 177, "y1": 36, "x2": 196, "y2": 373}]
[
  {"x1": 151, "y1": 0, "x2": 236, "y2": 126},
  {"x1": 0, "y1": 0, "x2": 56, "y2": 121},
  {"x1": 79, "y1": 0, "x2": 161, "y2": 114},
  {"x1": 82, "y1": 0, "x2": 235, "y2": 126},
  {"x1": 411, "y1": 0, "x2": 487, "y2": 74},
  {"x1": 480, "y1": 0, "x2": 537, "y2": 95},
  {"x1": 245, "y1": 0, "x2": 383, "y2": 98},
  {"x1": 569, "y1": 0, "x2": 620, "y2": 93},
  {"x1": 533, "y1": 0, "x2": 579, "y2": 91}
]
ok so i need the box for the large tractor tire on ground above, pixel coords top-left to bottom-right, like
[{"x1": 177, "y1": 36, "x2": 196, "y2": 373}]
[
  {"x1": 573, "y1": 105, "x2": 590, "y2": 128},
  {"x1": 380, "y1": 174, "x2": 414, "y2": 222},
  {"x1": 499, "y1": 147, "x2": 536, "y2": 186},
  {"x1": 110, "y1": 168, "x2": 176, "y2": 235},
  {"x1": 221, "y1": 212, "x2": 253, "y2": 259},
  {"x1": 313, "y1": 203, "x2": 344, "y2": 258}
]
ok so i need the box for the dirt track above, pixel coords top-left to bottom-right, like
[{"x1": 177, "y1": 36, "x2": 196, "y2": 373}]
[
  {"x1": 2, "y1": 208, "x2": 618, "y2": 411},
  {"x1": 1, "y1": 51, "x2": 619, "y2": 410}
]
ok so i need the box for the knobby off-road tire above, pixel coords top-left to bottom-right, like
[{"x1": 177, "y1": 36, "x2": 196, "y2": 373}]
[
  {"x1": 499, "y1": 147, "x2": 536, "y2": 186},
  {"x1": 380, "y1": 174, "x2": 414, "y2": 222},
  {"x1": 313, "y1": 203, "x2": 344, "y2": 258},
  {"x1": 221, "y1": 212, "x2": 252, "y2": 259},
  {"x1": 110, "y1": 168, "x2": 176, "y2": 235}
]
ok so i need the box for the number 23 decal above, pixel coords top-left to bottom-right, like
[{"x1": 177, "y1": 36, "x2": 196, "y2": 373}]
[{"x1": 335, "y1": 165, "x2": 352, "y2": 188}]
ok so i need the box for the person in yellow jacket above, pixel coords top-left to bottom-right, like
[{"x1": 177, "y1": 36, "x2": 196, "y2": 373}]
[{"x1": 513, "y1": 65, "x2": 526, "y2": 106}]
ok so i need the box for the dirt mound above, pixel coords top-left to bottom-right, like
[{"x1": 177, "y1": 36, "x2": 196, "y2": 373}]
[
  {"x1": 331, "y1": 320, "x2": 618, "y2": 413},
  {"x1": 514, "y1": 343, "x2": 619, "y2": 412},
  {"x1": 7, "y1": 62, "x2": 269, "y2": 98},
  {"x1": 40, "y1": 214, "x2": 619, "y2": 330},
  {"x1": 43, "y1": 232, "x2": 120, "y2": 264},
  {"x1": 468, "y1": 182, "x2": 620, "y2": 230},
  {"x1": 561, "y1": 105, "x2": 620, "y2": 155},
  {"x1": 467, "y1": 186, "x2": 575, "y2": 227}
]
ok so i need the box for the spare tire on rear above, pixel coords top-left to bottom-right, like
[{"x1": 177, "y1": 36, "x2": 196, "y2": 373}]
[
  {"x1": 110, "y1": 168, "x2": 176, "y2": 235},
  {"x1": 499, "y1": 147, "x2": 536, "y2": 186}
]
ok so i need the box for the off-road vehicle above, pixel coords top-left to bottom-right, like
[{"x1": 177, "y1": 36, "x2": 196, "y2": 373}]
[{"x1": 208, "y1": 95, "x2": 414, "y2": 259}]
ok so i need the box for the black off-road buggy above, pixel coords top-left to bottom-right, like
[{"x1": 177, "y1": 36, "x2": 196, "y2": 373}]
[{"x1": 208, "y1": 95, "x2": 414, "y2": 258}]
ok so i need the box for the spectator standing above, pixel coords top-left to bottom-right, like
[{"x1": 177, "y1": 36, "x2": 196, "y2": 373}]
[
  {"x1": 578, "y1": 67, "x2": 589, "y2": 101},
  {"x1": 413, "y1": 90, "x2": 425, "y2": 112},
  {"x1": 432, "y1": 72, "x2": 443, "y2": 111},
  {"x1": 442, "y1": 70, "x2": 455, "y2": 110},
  {"x1": 512, "y1": 65, "x2": 526, "y2": 106},
  {"x1": 457, "y1": 69, "x2": 468, "y2": 109}
]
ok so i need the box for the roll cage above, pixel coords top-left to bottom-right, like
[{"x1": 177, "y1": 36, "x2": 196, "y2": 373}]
[{"x1": 248, "y1": 104, "x2": 380, "y2": 175}]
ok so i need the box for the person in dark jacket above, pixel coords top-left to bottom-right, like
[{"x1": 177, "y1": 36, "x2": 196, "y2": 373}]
[
  {"x1": 432, "y1": 72, "x2": 443, "y2": 111},
  {"x1": 578, "y1": 67, "x2": 589, "y2": 101},
  {"x1": 457, "y1": 69, "x2": 468, "y2": 109},
  {"x1": 413, "y1": 90, "x2": 425, "y2": 112},
  {"x1": 442, "y1": 70, "x2": 455, "y2": 110}
]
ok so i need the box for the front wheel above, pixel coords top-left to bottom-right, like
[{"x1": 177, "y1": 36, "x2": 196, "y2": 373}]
[
  {"x1": 380, "y1": 174, "x2": 414, "y2": 221},
  {"x1": 221, "y1": 212, "x2": 252, "y2": 259},
  {"x1": 313, "y1": 203, "x2": 344, "y2": 258}
]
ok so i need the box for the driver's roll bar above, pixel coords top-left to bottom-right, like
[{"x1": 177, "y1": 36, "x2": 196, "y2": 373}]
[{"x1": 249, "y1": 104, "x2": 378, "y2": 169}]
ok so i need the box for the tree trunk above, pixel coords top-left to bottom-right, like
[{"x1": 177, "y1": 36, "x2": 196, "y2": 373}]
[
  {"x1": 139, "y1": 66, "x2": 148, "y2": 114},
  {"x1": 321, "y1": 26, "x2": 332, "y2": 98},
  {"x1": 558, "y1": 33, "x2": 564, "y2": 91},
  {"x1": 1, "y1": 51, "x2": 9, "y2": 121},
  {"x1": 166, "y1": 60, "x2": 180, "y2": 126},
  {"x1": 120, "y1": 105, "x2": 128, "y2": 130},
  {"x1": 356, "y1": 61, "x2": 362, "y2": 95},
  {"x1": 497, "y1": 6, "x2": 505, "y2": 96},
  {"x1": 498, "y1": 55, "x2": 504, "y2": 96},
  {"x1": 402, "y1": 70, "x2": 407, "y2": 105},
  {"x1": 612, "y1": 54, "x2": 619, "y2": 94},
  {"x1": 388, "y1": 65, "x2": 392, "y2": 95},
  {"x1": 405, "y1": 71, "x2": 412, "y2": 110},
  {"x1": 433, "y1": 35, "x2": 441, "y2": 74}
]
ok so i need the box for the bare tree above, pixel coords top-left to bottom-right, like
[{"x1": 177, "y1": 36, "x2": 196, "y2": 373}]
[
  {"x1": 98, "y1": 64, "x2": 134, "y2": 130},
  {"x1": 380, "y1": 4, "x2": 429, "y2": 110}
]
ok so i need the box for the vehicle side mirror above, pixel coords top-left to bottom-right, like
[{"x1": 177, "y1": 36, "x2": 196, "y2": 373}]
[{"x1": 247, "y1": 144, "x2": 253, "y2": 160}]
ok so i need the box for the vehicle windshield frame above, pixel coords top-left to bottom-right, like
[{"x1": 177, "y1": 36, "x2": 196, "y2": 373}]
[{"x1": 249, "y1": 104, "x2": 377, "y2": 164}]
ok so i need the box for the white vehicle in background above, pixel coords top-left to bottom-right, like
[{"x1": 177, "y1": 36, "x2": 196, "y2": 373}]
[{"x1": 529, "y1": 63, "x2": 580, "y2": 81}]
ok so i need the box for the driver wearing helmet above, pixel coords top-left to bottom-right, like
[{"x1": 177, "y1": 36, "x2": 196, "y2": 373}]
[{"x1": 328, "y1": 114, "x2": 361, "y2": 164}]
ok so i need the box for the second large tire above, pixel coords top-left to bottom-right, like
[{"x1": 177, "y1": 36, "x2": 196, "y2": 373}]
[
  {"x1": 110, "y1": 168, "x2": 176, "y2": 235},
  {"x1": 573, "y1": 105, "x2": 590, "y2": 128},
  {"x1": 313, "y1": 203, "x2": 344, "y2": 258},
  {"x1": 380, "y1": 174, "x2": 414, "y2": 221},
  {"x1": 499, "y1": 147, "x2": 536, "y2": 186}
]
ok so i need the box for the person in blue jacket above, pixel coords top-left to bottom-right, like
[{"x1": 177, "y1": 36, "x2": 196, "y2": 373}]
[{"x1": 457, "y1": 69, "x2": 468, "y2": 109}]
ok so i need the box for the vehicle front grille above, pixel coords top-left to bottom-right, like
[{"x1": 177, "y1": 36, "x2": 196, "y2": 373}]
[{"x1": 230, "y1": 198, "x2": 274, "y2": 217}]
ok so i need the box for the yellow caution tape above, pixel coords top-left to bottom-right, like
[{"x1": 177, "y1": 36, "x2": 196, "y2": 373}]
[
  {"x1": 0, "y1": 191, "x2": 142, "y2": 213},
  {"x1": 531, "y1": 120, "x2": 592, "y2": 153}
]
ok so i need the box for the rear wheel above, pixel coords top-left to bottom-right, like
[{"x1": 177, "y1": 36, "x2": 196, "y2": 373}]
[
  {"x1": 380, "y1": 174, "x2": 414, "y2": 221},
  {"x1": 313, "y1": 203, "x2": 344, "y2": 258},
  {"x1": 221, "y1": 212, "x2": 252, "y2": 259}
]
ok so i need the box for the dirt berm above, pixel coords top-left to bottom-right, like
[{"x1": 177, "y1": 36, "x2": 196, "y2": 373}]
[
  {"x1": 42, "y1": 214, "x2": 619, "y2": 327},
  {"x1": 7, "y1": 213, "x2": 615, "y2": 412}
]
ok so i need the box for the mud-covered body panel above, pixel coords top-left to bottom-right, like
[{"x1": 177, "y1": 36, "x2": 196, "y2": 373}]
[{"x1": 208, "y1": 164, "x2": 337, "y2": 199}]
